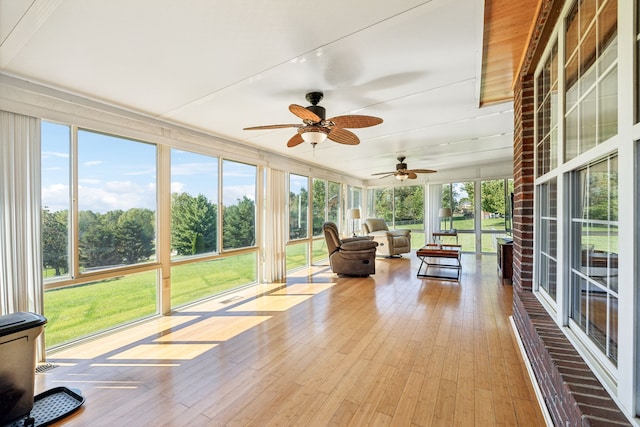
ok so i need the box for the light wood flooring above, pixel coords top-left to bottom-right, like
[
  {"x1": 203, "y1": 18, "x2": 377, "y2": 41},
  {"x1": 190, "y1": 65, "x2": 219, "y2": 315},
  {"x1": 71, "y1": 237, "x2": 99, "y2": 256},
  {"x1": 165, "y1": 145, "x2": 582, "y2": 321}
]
[{"x1": 37, "y1": 252, "x2": 547, "y2": 426}]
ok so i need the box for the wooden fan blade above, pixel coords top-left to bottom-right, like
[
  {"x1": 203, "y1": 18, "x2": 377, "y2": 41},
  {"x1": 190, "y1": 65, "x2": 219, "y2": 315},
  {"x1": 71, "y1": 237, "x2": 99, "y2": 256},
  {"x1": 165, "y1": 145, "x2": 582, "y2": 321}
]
[
  {"x1": 407, "y1": 173, "x2": 418, "y2": 179},
  {"x1": 287, "y1": 133, "x2": 304, "y2": 147},
  {"x1": 244, "y1": 124, "x2": 301, "y2": 130},
  {"x1": 371, "y1": 171, "x2": 396, "y2": 176},
  {"x1": 329, "y1": 115, "x2": 383, "y2": 128},
  {"x1": 289, "y1": 104, "x2": 321, "y2": 122},
  {"x1": 407, "y1": 169, "x2": 438, "y2": 174},
  {"x1": 327, "y1": 128, "x2": 359, "y2": 145},
  {"x1": 377, "y1": 173, "x2": 396, "y2": 179}
]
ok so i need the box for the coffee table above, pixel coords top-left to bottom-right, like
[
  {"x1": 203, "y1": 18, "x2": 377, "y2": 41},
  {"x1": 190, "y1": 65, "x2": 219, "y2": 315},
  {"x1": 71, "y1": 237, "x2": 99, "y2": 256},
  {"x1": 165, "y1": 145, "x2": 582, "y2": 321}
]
[{"x1": 416, "y1": 244, "x2": 462, "y2": 281}]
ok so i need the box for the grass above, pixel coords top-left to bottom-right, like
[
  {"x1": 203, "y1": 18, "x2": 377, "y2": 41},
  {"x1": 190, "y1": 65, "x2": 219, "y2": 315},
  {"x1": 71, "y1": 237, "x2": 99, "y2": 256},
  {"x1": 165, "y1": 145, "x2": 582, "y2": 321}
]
[
  {"x1": 44, "y1": 253, "x2": 257, "y2": 348},
  {"x1": 44, "y1": 271, "x2": 157, "y2": 348}
]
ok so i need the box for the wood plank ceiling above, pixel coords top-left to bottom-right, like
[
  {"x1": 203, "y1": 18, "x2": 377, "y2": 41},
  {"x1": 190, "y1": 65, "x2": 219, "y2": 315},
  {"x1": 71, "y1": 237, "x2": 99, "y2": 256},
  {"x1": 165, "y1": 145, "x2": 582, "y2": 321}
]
[{"x1": 481, "y1": 0, "x2": 542, "y2": 106}]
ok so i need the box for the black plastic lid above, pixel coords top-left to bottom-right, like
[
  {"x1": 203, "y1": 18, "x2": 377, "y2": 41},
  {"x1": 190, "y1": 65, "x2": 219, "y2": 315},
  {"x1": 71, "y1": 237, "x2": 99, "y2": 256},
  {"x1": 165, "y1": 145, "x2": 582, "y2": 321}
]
[{"x1": 0, "y1": 312, "x2": 47, "y2": 337}]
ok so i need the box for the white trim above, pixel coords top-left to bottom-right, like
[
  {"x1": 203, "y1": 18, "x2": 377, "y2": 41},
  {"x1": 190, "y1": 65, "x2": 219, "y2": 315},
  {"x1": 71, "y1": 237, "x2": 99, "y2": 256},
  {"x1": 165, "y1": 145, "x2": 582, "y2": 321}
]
[{"x1": 509, "y1": 316, "x2": 554, "y2": 427}]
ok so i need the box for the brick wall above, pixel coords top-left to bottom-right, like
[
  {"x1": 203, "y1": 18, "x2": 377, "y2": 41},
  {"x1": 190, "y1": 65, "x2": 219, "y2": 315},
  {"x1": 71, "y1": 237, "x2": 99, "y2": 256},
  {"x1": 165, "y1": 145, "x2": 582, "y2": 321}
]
[
  {"x1": 511, "y1": 1, "x2": 631, "y2": 425},
  {"x1": 513, "y1": 292, "x2": 631, "y2": 426},
  {"x1": 512, "y1": 74, "x2": 535, "y2": 293}
]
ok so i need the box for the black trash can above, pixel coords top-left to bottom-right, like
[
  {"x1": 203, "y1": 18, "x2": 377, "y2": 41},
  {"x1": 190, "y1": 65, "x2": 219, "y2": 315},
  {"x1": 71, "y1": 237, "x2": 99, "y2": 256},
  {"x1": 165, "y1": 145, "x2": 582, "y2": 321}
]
[{"x1": 0, "y1": 312, "x2": 47, "y2": 425}]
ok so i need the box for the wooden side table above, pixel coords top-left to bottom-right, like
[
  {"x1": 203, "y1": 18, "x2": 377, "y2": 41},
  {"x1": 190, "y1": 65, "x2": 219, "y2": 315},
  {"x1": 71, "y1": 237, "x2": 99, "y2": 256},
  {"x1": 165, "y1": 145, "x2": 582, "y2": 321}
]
[
  {"x1": 432, "y1": 230, "x2": 458, "y2": 245},
  {"x1": 416, "y1": 244, "x2": 462, "y2": 281},
  {"x1": 496, "y1": 237, "x2": 513, "y2": 283}
]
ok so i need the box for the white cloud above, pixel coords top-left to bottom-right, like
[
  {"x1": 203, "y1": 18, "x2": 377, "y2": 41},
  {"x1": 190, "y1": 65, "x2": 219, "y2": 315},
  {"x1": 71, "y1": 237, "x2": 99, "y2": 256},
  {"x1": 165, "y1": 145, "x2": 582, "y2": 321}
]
[
  {"x1": 83, "y1": 160, "x2": 102, "y2": 167},
  {"x1": 42, "y1": 184, "x2": 69, "y2": 212},
  {"x1": 78, "y1": 180, "x2": 156, "y2": 212}
]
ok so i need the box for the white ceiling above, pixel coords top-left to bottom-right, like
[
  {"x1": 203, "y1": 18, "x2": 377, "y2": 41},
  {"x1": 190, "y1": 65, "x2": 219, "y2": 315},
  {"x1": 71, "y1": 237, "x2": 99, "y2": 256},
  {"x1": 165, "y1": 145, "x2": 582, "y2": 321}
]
[{"x1": 0, "y1": 0, "x2": 515, "y2": 183}]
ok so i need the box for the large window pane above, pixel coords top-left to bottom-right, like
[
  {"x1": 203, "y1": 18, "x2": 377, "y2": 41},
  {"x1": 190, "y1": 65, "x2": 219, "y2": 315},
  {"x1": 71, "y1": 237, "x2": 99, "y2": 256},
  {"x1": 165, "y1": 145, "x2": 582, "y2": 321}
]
[
  {"x1": 328, "y1": 181, "x2": 341, "y2": 224},
  {"x1": 312, "y1": 179, "x2": 326, "y2": 236},
  {"x1": 538, "y1": 179, "x2": 558, "y2": 300},
  {"x1": 171, "y1": 150, "x2": 218, "y2": 257},
  {"x1": 370, "y1": 188, "x2": 393, "y2": 222},
  {"x1": 44, "y1": 271, "x2": 157, "y2": 348},
  {"x1": 171, "y1": 253, "x2": 256, "y2": 307},
  {"x1": 77, "y1": 130, "x2": 157, "y2": 271},
  {"x1": 449, "y1": 182, "x2": 475, "y2": 252},
  {"x1": 287, "y1": 242, "x2": 308, "y2": 271},
  {"x1": 570, "y1": 155, "x2": 618, "y2": 365},
  {"x1": 394, "y1": 185, "x2": 424, "y2": 249},
  {"x1": 564, "y1": 0, "x2": 618, "y2": 162},
  {"x1": 289, "y1": 174, "x2": 308, "y2": 240},
  {"x1": 42, "y1": 121, "x2": 71, "y2": 280},
  {"x1": 222, "y1": 160, "x2": 256, "y2": 250},
  {"x1": 312, "y1": 238, "x2": 328, "y2": 264}
]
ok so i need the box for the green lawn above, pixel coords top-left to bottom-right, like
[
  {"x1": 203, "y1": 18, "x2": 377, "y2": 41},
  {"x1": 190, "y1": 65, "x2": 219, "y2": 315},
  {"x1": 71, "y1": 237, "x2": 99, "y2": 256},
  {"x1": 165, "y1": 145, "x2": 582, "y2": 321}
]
[
  {"x1": 44, "y1": 271, "x2": 157, "y2": 348},
  {"x1": 44, "y1": 253, "x2": 257, "y2": 348}
]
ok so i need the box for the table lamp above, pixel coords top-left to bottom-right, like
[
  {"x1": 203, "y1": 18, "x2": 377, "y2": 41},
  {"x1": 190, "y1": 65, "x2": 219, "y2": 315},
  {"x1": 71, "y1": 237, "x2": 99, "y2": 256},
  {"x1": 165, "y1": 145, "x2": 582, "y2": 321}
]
[
  {"x1": 438, "y1": 207, "x2": 452, "y2": 231},
  {"x1": 347, "y1": 208, "x2": 361, "y2": 237}
]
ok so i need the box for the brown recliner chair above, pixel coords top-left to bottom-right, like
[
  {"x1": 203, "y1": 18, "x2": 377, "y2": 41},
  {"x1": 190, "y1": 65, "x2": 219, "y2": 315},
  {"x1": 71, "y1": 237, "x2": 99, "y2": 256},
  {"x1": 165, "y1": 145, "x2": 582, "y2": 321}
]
[
  {"x1": 322, "y1": 222, "x2": 378, "y2": 276},
  {"x1": 362, "y1": 218, "x2": 411, "y2": 257}
]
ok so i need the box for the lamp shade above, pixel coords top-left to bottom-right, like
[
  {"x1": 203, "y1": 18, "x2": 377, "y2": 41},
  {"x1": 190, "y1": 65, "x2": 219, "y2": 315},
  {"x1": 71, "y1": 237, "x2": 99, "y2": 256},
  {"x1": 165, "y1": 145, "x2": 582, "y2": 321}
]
[
  {"x1": 438, "y1": 207, "x2": 452, "y2": 217},
  {"x1": 347, "y1": 208, "x2": 361, "y2": 220},
  {"x1": 300, "y1": 127, "x2": 329, "y2": 145},
  {"x1": 395, "y1": 173, "x2": 408, "y2": 181}
]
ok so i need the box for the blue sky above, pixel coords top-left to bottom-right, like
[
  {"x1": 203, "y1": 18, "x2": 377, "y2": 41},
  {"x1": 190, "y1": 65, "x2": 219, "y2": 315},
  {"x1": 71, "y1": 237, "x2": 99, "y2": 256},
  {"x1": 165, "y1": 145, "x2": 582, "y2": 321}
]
[{"x1": 41, "y1": 121, "x2": 256, "y2": 213}]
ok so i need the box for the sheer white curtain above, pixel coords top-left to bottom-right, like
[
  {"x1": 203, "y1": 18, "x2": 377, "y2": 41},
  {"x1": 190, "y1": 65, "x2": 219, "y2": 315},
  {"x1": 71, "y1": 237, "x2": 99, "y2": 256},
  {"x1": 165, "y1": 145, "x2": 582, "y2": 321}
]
[
  {"x1": 0, "y1": 111, "x2": 42, "y2": 316},
  {"x1": 426, "y1": 184, "x2": 443, "y2": 243},
  {"x1": 262, "y1": 168, "x2": 287, "y2": 282}
]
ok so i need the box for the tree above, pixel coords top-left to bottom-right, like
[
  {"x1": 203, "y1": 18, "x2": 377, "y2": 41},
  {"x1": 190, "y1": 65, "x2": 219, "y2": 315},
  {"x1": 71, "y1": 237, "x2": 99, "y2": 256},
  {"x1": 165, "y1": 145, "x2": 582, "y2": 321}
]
[
  {"x1": 373, "y1": 188, "x2": 393, "y2": 222},
  {"x1": 312, "y1": 179, "x2": 326, "y2": 236},
  {"x1": 480, "y1": 180, "x2": 506, "y2": 215},
  {"x1": 79, "y1": 210, "x2": 121, "y2": 269},
  {"x1": 42, "y1": 207, "x2": 68, "y2": 276},
  {"x1": 223, "y1": 196, "x2": 255, "y2": 249},
  {"x1": 289, "y1": 187, "x2": 308, "y2": 239},
  {"x1": 171, "y1": 192, "x2": 217, "y2": 256},
  {"x1": 117, "y1": 208, "x2": 156, "y2": 263},
  {"x1": 394, "y1": 185, "x2": 424, "y2": 225}
]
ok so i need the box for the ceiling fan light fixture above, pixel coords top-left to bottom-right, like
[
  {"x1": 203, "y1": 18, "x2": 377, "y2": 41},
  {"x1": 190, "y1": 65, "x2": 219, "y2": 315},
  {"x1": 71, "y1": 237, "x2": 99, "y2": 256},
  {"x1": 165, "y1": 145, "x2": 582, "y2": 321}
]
[
  {"x1": 395, "y1": 173, "x2": 409, "y2": 181},
  {"x1": 300, "y1": 126, "x2": 329, "y2": 146}
]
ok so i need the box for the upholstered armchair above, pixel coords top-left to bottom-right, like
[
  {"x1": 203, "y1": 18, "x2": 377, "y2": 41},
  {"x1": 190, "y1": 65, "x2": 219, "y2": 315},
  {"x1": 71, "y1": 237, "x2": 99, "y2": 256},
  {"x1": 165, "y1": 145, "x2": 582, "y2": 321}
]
[
  {"x1": 322, "y1": 222, "x2": 378, "y2": 276},
  {"x1": 362, "y1": 218, "x2": 411, "y2": 257}
]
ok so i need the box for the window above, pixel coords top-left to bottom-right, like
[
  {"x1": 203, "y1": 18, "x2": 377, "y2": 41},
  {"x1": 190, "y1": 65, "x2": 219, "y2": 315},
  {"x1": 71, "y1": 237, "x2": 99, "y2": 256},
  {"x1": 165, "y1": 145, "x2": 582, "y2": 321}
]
[
  {"x1": 171, "y1": 149, "x2": 218, "y2": 257},
  {"x1": 41, "y1": 121, "x2": 71, "y2": 280},
  {"x1": 369, "y1": 188, "x2": 393, "y2": 222},
  {"x1": 289, "y1": 174, "x2": 308, "y2": 240},
  {"x1": 328, "y1": 181, "x2": 341, "y2": 225},
  {"x1": 480, "y1": 179, "x2": 513, "y2": 253},
  {"x1": 536, "y1": 40, "x2": 558, "y2": 176},
  {"x1": 77, "y1": 130, "x2": 157, "y2": 271},
  {"x1": 222, "y1": 160, "x2": 256, "y2": 250},
  {"x1": 41, "y1": 124, "x2": 159, "y2": 348},
  {"x1": 537, "y1": 179, "x2": 558, "y2": 301},
  {"x1": 394, "y1": 185, "x2": 424, "y2": 249},
  {"x1": 565, "y1": 0, "x2": 618, "y2": 161},
  {"x1": 442, "y1": 182, "x2": 476, "y2": 251},
  {"x1": 312, "y1": 179, "x2": 326, "y2": 236},
  {"x1": 569, "y1": 155, "x2": 618, "y2": 365}
]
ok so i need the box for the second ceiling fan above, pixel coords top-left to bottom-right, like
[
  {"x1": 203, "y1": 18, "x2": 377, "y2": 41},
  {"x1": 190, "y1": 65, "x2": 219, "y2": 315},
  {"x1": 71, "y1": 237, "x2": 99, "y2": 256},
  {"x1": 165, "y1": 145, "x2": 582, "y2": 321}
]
[
  {"x1": 243, "y1": 91, "x2": 383, "y2": 148},
  {"x1": 372, "y1": 156, "x2": 437, "y2": 181}
]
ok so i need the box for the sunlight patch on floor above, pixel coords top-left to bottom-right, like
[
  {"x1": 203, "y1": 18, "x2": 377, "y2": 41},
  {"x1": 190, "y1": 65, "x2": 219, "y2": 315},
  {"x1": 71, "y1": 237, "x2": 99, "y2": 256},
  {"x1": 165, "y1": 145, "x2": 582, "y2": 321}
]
[
  {"x1": 51, "y1": 316, "x2": 199, "y2": 359},
  {"x1": 155, "y1": 315, "x2": 271, "y2": 342},
  {"x1": 228, "y1": 295, "x2": 312, "y2": 312},
  {"x1": 108, "y1": 343, "x2": 216, "y2": 360},
  {"x1": 271, "y1": 283, "x2": 336, "y2": 295}
]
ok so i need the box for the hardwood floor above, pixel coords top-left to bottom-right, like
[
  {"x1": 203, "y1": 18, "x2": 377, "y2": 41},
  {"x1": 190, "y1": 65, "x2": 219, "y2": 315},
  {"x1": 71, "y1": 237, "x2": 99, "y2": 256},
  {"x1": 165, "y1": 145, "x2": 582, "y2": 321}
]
[{"x1": 37, "y1": 252, "x2": 546, "y2": 426}]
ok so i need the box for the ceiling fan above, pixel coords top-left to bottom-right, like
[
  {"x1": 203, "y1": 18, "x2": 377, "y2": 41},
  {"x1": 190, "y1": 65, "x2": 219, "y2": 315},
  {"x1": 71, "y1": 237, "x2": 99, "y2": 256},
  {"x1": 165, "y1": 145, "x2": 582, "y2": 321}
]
[
  {"x1": 243, "y1": 91, "x2": 383, "y2": 148},
  {"x1": 372, "y1": 156, "x2": 437, "y2": 181}
]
